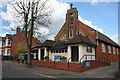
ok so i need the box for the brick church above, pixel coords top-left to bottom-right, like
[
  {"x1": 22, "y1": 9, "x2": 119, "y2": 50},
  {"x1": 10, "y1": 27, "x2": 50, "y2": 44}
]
[{"x1": 33, "y1": 3, "x2": 120, "y2": 63}]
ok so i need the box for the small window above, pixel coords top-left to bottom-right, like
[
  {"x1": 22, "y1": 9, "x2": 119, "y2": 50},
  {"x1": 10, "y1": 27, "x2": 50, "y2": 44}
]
[
  {"x1": 56, "y1": 50, "x2": 58, "y2": 53},
  {"x1": 8, "y1": 40, "x2": 11, "y2": 46},
  {"x1": 59, "y1": 50, "x2": 61, "y2": 53},
  {"x1": 65, "y1": 50, "x2": 67, "y2": 53},
  {"x1": 86, "y1": 46, "x2": 92, "y2": 53},
  {"x1": 71, "y1": 13, "x2": 73, "y2": 24},
  {"x1": 117, "y1": 48, "x2": 119, "y2": 55},
  {"x1": 69, "y1": 30, "x2": 73, "y2": 38},
  {"x1": 113, "y1": 47, "x2": 115, "y2": 55},
  {"x1": 63, "y1": 33, "x2": 66, "y2": 39},
  {"x1": 102, "y1": 43, "x2": 106, "y2": 53},
  {"x1": 108, "y1": 45, "x2": 111, "y2": 54},
  {"x1": 53, "y1": 51, "x2": 55, "y2": 53},
  {"x1": 76, "y1": 30, "x2": 82, "y2": 35},
  {"x1": 62, "y1": 50, "x2": 64, "y2": 53},
  {"x1": 51, "y1": 51, "x2": 53, "y2": 53},
  {"x1": 8, "y1": 49, "x2": 10, "y2": 55}
]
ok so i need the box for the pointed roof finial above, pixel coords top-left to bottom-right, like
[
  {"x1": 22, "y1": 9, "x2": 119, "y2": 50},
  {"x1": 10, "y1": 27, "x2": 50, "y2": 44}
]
[{"x1": 70, "y1": 3, "x2": 73, "y2": 8}]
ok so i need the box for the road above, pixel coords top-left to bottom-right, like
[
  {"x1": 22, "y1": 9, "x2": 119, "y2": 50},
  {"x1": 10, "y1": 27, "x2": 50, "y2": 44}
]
[
  {"x1": 2, "y1": 61, "x2": 118, "y2": 79},
  {"x1": 2, "y1": 62, "x2": 49, "y2": 78}
]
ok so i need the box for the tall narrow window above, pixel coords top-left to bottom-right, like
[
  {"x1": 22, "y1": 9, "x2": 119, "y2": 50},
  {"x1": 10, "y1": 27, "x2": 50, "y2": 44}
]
[
  {"x1": 71, "y1": 13, "x2": 73, "y2": 24},
  {"x1": 108, "y1": 45, "x2": 111, "y2": 54},
  {"x1": 113, "y1": 47, "x2": 115, "y2": 54},
  {"x1": 102, "y1": 43, "x2": 106, "y2": 53},
  {"x1": 69, "y1": 30, "x2": 73, "y2": 38},
  {"x1": 117, "y1": 48, "x2": 119, "y2": 55},
  {"x1": 8, "y1": 49, "x2": 10, "y2": 55},
  {"x1": 8, "y1": 40, "x2": 11, "y2": 46}
]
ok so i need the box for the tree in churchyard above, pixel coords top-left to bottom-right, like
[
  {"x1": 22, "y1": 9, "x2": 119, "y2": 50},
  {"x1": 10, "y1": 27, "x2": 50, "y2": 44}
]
[
  {"x1": 8, "y1": 0, "x2": 53, "y2": 65},
  {"x1": 16, "y1": 43, "x2": 27, "y2": 59}
]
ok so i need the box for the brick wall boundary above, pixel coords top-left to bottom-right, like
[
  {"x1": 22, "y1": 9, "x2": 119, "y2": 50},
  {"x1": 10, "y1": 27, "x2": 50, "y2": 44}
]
[{"x1": 32, "y1": 60, "x2": 109, "y2": 72}]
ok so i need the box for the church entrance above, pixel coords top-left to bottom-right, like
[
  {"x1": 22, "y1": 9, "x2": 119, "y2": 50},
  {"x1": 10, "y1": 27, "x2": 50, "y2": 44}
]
[
  {"x1": 41, "y1": 49, "x2": 44, "y2": 60},
  {"x1": 71, "y1": 46, "x2": 79, "y2": 62}
]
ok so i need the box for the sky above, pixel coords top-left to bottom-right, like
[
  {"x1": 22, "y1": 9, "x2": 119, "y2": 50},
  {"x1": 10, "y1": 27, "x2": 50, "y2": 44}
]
[{"x1": 0, "y1": 0, "x2": 119, "y2": 43}]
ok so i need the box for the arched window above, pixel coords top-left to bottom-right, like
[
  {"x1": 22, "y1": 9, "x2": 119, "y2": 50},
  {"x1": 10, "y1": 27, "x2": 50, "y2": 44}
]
[
  {"x1": 102, "y1": 43, "x2": 106, "y2": 53},
  {"x1": 71, "y1": 13, "x2": 73, "y2": 24},
  {"x1": 69, "y1": 30, "x2": 73, "y2": 38},
  {"x1": 108, "y1": 45, "x2": 111, "y2": 54}
]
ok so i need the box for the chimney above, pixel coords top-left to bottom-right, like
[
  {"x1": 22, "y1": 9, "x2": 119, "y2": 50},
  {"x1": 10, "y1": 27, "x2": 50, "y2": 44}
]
[{"x1": 17, "y1": 26, "x2": 20, "y2": 34}]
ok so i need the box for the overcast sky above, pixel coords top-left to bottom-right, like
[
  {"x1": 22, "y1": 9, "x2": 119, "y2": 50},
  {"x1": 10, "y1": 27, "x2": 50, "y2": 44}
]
[{"x1": 0, "y1": 0, "x2": 119, "y2": 43}]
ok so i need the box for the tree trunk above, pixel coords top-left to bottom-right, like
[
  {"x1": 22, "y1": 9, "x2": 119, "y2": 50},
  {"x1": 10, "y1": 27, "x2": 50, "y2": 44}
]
[{"x1": 27, "y1": 48, "x2": 32, "y2": 65}]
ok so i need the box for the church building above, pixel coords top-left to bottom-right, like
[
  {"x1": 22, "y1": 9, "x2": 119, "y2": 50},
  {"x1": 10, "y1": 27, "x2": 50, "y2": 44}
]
[{"x1": 33, "y1": 4, "x2": 119, "y2": 63}]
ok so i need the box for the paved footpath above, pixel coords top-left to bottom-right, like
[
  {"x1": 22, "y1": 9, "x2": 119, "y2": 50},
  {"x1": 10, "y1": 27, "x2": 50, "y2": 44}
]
[{"x1": 2, "y1": 61, "x2": 118, "y2": 78}]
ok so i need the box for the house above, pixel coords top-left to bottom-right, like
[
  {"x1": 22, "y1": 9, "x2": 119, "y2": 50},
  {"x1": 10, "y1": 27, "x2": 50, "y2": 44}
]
[
  {"x1": 0, "y1": 34, "x2": 12, "y2": 56},
  {"x1": 32, "y1": 3, "x2": 119, "y2": 63},
  {"x1": 10, "y1": 27, "x2": 40, "y2": 59}
]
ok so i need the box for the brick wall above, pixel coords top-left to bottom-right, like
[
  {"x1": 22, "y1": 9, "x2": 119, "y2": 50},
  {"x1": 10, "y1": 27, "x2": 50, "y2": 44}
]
[
  {"x1": 32, "y1": 60, "x2": 109, "y2": 72},
  {"x1": 11, "y1": 30, "x2": 38, "y2": 57},
  {"x1": 96, "y1": 41, "x2": 119, "y2": 62}
]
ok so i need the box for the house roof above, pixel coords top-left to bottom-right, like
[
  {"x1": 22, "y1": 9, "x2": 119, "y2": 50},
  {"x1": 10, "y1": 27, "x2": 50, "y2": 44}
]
[
  {"x1": 33, "y1": 34, "x2": 97, "y2": 50},
  {"x1": 65, "y1": 34, "x2": 97, "y2": 46},
  {"x1": 49, "y1": 40, "x2": 68, "y2": 50},
  {"x1": 79, "y1": 21, "x2": 119, "y2": 47},
  {"x1": 98, "y1": 32, "x2": 119, "y2": 47}
]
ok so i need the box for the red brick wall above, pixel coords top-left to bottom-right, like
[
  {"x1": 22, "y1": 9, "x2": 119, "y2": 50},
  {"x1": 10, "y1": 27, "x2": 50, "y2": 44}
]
[
  {"x1": 32, "y1": 60, "x2": 109, "y2": 72},
  {"x1": 96, "y1": 41, "x2": 119, "y2": 62},
  {"x1": 11, "y1": 31, "x2": 38, "y2": 57}
]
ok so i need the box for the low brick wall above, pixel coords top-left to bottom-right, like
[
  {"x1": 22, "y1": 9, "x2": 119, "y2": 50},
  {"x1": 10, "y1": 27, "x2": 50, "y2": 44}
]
[{"x1": 32, "y1": 60, "x2": 109, "y2": 72}]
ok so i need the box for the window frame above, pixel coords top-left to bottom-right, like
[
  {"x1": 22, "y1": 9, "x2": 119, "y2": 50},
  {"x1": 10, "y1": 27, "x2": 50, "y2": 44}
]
[
  {"x1": 102, "y1": 43, "x2": 106, "y2": 53},
  {"x1": 86, "y1": 46, "x2": 92, "y2": 53},
  {"x1": 108, "y1": 45, "x2": 111, "y2": 54},
  {"x1": 113, "y1": 47, "x2": 116, "y2": 55},
  {"x1": 69, "y1": 30, "x2": 73, "y2": 38},
  {"x1": 117, "y1": 48, "x2": 119, "y2": 55}
]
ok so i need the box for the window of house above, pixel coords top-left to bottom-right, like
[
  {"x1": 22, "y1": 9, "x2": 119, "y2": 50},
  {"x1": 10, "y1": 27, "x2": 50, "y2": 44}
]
[
  {"x1": 2, "y1": 42, "x2": 5, "y2": 47},
  {"x1": 63, "y1": 33, "x2": 66, "y2": 39},
  {"x1": 102, "y1": 43, "x2": 106, "y2": 53},
  {"x1": 113, "y1": 47, "x2": 115, "y2": 55},
  {"x1": 8, "y1": 49, "x2": 10, "y2": 55},
  {"x1": 2, "y1": 50, "x2": 5, "y2": 55},
  {"x1": 86, "y1": 46, "x2": 92, "y2": 53},
  {"x1": 69, "y1": 30, "x2": 73, "y2": 38},
  {"x1": 71, "y1": 13, "x2": 73, "y2": 24},
  {"x1": 8, "y1": 40, "x2": 11, "y2": 46},
  {"x1": 117, "y1": 48, "x2": 119, "y2": 55},
  {"x1": 108, "y1": 45, "x2": 111, "y2": 54}
]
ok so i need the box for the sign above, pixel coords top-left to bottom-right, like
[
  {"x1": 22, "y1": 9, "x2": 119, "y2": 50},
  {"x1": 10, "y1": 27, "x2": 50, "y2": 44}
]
[
  {"x1": 86, "y1": 62, "x2": 90, "y2": 67},
  {"x1": 54, "y1": 56, "x2": 60, "y2": 60}
]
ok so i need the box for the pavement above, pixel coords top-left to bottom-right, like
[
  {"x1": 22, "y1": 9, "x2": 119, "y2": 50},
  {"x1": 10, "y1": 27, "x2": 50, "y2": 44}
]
[{"x1": 2, "y1": 60, "x2": 119, "y2": 78}]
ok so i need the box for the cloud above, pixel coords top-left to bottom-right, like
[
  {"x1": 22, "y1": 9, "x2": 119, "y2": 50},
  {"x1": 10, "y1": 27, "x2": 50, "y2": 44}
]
[
  {"x1": 0, "y1": 0, "x2": 118, "y2": 44},
  {"x1": 91, "y1": 0, "x2": 98, "y2": 6},
  {"x1": 0, "y1": 32, "x2": 10, "y2": 37},
  {"x1": 78, "y1": 16, "x2": 103, "y2": 33}
]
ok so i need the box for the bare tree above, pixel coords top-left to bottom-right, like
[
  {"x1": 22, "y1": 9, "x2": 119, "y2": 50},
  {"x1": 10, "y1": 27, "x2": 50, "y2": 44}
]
[{"x1": 8, "y1": 0, "x2": 53, "y2": 65}]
